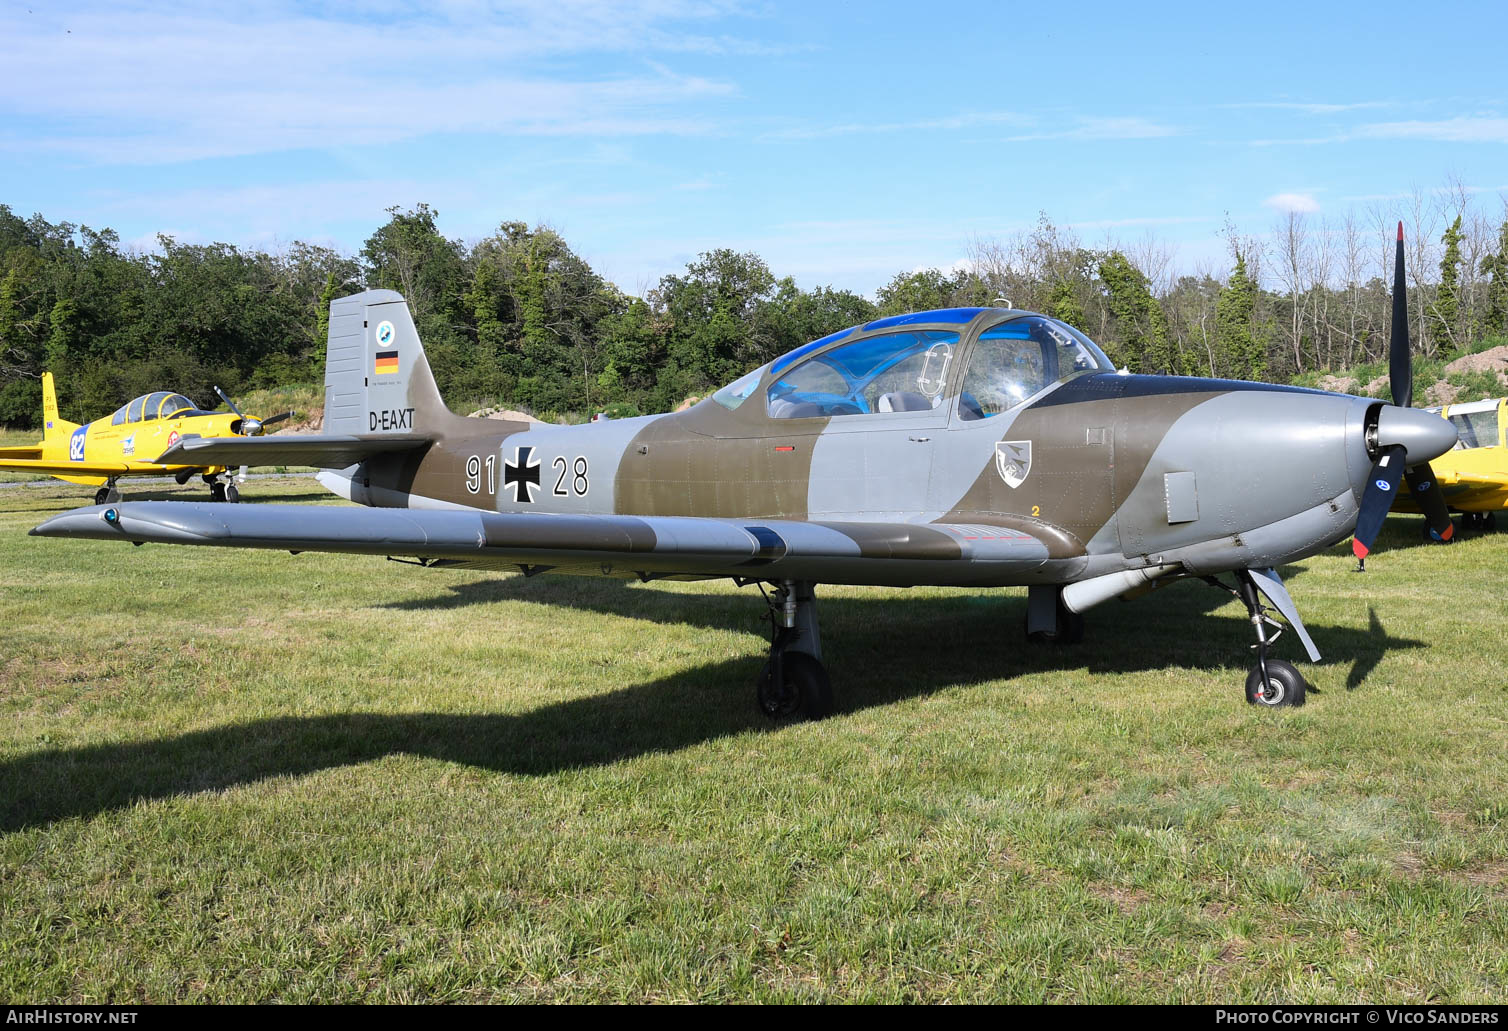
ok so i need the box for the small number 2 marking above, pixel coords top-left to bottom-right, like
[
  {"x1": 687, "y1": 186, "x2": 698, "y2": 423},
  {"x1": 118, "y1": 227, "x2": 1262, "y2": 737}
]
[{"x1": 1031, "y1": 505, "x2": 1040, "y2": 517}]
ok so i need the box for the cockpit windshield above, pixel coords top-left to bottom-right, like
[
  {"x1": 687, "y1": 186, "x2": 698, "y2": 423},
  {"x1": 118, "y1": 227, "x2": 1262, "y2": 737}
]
[
  {"x1": 711, "y1": 367, "x2": 764, "y2": 411},
  {"x1": 958, "y1": 315, "x2": 1110, "y2": 420},
  {"x1": 159, "y1": 394, "x2": 196, "y2": 418}
]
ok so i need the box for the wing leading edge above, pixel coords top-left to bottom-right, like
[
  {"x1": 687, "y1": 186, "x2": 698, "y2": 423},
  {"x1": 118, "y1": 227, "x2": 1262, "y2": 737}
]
[{"x1": 30, "y1": 502, "x2": 1054, "y2": 587}]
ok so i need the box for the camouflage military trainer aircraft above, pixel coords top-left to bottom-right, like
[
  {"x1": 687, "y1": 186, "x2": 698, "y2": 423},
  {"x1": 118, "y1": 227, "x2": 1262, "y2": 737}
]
[
  {"x1": 0, "y1": 375, "x2": 292, "y2": 503},
  {"x1": 32, "y1": 225, "x2": 1458, "y2": 714}
]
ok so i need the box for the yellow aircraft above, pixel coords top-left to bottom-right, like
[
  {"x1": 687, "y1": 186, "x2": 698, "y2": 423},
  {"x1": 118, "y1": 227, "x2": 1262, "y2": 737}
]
[
  {"x1": 0, "y1": 373, "x2": 290, "y2": 504},
  {"x1": 1391, "y1": 397, "x2": 1508, "y2": 533}
]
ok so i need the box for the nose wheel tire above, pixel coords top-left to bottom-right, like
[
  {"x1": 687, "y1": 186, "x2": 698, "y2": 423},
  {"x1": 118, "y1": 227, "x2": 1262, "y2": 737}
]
[
  {"x1": 225, "y1": 484, "x2": 240, "y2": 503},
  {"x1": 757, "y1": 652, "x2": 833, "y2": 721},
  {"x1": 1245, "y1": 659, "x2": 1307, "y2": 708}
]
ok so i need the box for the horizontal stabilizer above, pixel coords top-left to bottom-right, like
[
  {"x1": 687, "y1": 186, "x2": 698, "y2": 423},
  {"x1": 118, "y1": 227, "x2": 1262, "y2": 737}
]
[
  {"x1": 31, "y1": 503, "x2": 1054, "y2": 587},
  {"x1": 151, "y1": 434, "x2": 430, "y2": 469}
]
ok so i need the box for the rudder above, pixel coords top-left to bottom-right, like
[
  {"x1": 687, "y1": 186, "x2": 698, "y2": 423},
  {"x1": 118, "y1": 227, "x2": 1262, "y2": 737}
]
[
  {"x1": 322, "y1": 290, "x2": 460, "y2": 438},
  {"x1": 40, "y1": 372, "x2": 76, "y2": 440}
]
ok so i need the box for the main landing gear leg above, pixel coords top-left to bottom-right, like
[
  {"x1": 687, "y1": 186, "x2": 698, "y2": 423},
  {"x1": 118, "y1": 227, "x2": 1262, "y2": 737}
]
[
  {"x1": 756, "y1": 580, "x2": 833, "y2": 721},
  {"x1": 1025, "y1": 584, "x2": 1084, "y2": 644},
  {"x1": 93, "y1": 478, "x2": 121, "y2": 506},
  {"x1": 203, "y1": 473, "x2": 240, "y2": 503},
  {"x1": 1234, "y1": 570, "x2": 1306, "y2": 708}
]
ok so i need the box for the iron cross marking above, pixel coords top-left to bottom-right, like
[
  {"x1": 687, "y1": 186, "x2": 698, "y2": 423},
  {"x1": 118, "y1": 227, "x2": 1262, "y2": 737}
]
[{"x1": 503, "y1": 445, "x2": 541, "y2": 503}]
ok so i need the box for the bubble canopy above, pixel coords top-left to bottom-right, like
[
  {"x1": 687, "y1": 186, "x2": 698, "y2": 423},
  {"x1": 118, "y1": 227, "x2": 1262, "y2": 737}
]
[
  {"x1": 109, "y1": 392, "x2": 216, "y2": 426},
  {"x1": 711, "y1": 312, "x2": 1112, "y2": 417}
]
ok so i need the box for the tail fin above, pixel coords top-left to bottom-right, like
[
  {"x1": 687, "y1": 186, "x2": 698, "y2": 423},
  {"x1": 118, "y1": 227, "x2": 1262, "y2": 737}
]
[
  {"x1": 40, "y1": 372, "x2": 76, "y2": 440},
  {"x1": 322, "y1": 290, "x2": 464, "y2": 438}
]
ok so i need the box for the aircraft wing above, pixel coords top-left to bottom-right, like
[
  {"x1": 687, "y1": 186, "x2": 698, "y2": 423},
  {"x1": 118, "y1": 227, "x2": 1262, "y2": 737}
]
[
  {"x1": 0, "y1": 457, "x2": 134, "y2": 475},
  {"x1": 1433, "y1": 467, "x2": 1508, "y2": 488},
  {"x1": 151, "y1": 434, "x2": 430, "y2": 468},
  {"x1": 30, "y1": 503, "x2": 1054, "y2": 586},
  {"x1": 0, "y1": 445, "x2": 43, "y2": 461}
]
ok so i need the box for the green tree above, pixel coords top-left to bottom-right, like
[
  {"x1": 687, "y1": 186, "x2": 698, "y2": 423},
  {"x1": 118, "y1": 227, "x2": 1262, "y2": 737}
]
[
  {"x1": 1481, "y1": 217, "x2": 1508, "y2": 339},
  {"x1": 1215, "y1": 250, "x2": 1264, "y2": 381},
  {"x1": 875, "y1": 268, "x2": 961, "y2": 315},
  {"x1": 1435, "y1": 214, "x2": 1463, "y2": 352},
  {"x1": 1097, "y1": 251, "x2": 1180, "y2": 373}
]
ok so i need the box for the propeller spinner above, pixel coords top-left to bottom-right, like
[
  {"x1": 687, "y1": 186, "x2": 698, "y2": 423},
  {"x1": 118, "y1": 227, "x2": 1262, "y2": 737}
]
[{"x1": 214, "y1": 385, "x2": 293, "y2": 437}]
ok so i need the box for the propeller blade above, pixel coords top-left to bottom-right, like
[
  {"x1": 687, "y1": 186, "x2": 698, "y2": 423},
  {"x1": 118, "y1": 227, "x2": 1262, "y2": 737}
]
[
  {"x1": 258, "y1": 411, "x2": 295, "y2": 429},
  {"x1": 1352, "y1": 444, "x2": 1408, "y2": 559},
  {"x1": 1389, "y1": 222, "x2": 1412, "y2": 408},
  {"x1": 1404, "y1": 463, "x2": 1455, "y2": 542},
  {"x1": 213, "y1": 385, "x2": 245, "y2": 418}
]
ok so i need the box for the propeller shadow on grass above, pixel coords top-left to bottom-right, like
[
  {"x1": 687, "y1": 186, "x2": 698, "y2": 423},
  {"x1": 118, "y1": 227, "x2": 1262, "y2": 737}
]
[{"x1": 1, "y1": 573, "x2": 1426, "y2": 832}]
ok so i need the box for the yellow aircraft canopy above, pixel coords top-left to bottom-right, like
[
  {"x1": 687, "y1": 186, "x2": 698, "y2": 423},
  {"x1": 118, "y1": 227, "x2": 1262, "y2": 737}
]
[
  {"x1": 1438, "y1": 398, "x2": 1505, "y2": 451},
  {"x1": 110, "y1": 392, "x2": 210, "y2": 425}
]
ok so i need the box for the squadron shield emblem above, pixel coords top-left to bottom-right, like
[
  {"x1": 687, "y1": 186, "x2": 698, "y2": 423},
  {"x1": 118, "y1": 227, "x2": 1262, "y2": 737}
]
[{"x1": 994, "y1": 440, "x2": 1032, "y2": 488}]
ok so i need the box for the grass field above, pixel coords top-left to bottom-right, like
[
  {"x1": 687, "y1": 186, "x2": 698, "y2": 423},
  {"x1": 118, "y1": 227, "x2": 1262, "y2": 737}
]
[{"x1": 2, "y1": 478, "x2": 1507, "y2": 1003}]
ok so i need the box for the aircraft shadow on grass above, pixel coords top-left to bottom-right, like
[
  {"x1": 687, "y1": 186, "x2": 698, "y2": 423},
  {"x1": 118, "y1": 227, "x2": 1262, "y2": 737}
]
[{"x1": 1, "y1": 576, "x2": 1422, "y2": 833}]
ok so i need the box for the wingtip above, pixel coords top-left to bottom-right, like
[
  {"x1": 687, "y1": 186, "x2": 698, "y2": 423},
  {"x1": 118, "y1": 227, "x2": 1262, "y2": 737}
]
[
  {"x1": 1397, "y1": 221, "x2": 1404, "y2": 242},
  {"x1": 1351, "y1": 538, "x2": 1370, "y2": 559}
]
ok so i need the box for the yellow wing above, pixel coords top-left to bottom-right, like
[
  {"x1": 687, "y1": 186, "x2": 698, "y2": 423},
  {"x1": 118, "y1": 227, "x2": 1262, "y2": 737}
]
[
  {"x1": 1433, "y1": 466, "x2": 1508, "y2": 487},
  {"x1": 0, "y1": 457, "x2": 135, "y2": 475}
]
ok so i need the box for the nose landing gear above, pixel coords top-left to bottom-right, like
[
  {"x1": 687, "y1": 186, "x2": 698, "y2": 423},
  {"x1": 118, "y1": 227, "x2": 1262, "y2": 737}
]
[{"x1": 1235, "y1": 570, "x2": 1307, "y2": 708}]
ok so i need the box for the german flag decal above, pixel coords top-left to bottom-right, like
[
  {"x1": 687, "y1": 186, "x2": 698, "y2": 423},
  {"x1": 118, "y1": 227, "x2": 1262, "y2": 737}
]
[{"x1": 374, "y1": 350, "x2": 399, "y2": 376}]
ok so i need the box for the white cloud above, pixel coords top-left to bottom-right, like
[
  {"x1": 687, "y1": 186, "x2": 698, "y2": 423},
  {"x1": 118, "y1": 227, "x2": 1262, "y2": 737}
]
[
  {"x1": 1222, "y1": 100, "x2": 1395, "y2": 115},
  {"x1": 1352, "y1": 117, "x2": 1508, "y2": 143},
  {"x1": 763, "y1": 111, "x2": 1032, "y2": 141},
  {"x1": 0, "y1": 1, "x2": 750, "y2": 165},
  {"x1": 1003, "y1": 117, "x2": 1180, "y2": 142},
  {"x1": 1263, "y1": 192, "x2": 1321, "y2": 213}
]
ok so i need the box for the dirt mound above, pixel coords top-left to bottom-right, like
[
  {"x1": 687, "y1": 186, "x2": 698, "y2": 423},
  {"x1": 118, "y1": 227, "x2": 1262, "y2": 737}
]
[
  {"x1": 1316, "y1": 374, "x2": 1358, "y2": 394},
  {"x1": 273, "y1": 410, "x2": 323, "y2": 435},
  {"x1": 467, "y1": 406, "x2": 544, "y2": 423},
  {"x1": 674, "y1": 396, "x2": 703, "y2": 412},
  {"x1": 1444, "y1": 344, "x2": 1508, "y2": 381},
  {"x1": 1425, "y1": 381, "x2": 1462, "y2": 406}
]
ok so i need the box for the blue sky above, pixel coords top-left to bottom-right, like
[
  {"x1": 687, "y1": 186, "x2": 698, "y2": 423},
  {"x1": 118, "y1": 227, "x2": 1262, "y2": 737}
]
[{"x1": 4, "y1": 0, "x2": 1507, "y2": 295}]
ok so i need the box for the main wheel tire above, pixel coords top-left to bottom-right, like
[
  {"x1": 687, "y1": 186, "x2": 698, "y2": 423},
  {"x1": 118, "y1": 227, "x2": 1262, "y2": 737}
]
[
  {"x1": 756, "y1": 652, "x2": 833, "y2": 721},
  {"x1": 1485, "y1": 512, "x2": 1497, "y2": 533},
  {"x1": 1026, "y1": 604, "x2": 1085, "y2": 645},
  {"x1": 210, "y1": 482, "x2": 227, "y2": 503},
  {"x1": 1245, "y1": 659, "x2": 1307, "y2": 708},
  {"x1": 94, "y1": 487, "x2": 110, "y2": 505}
]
